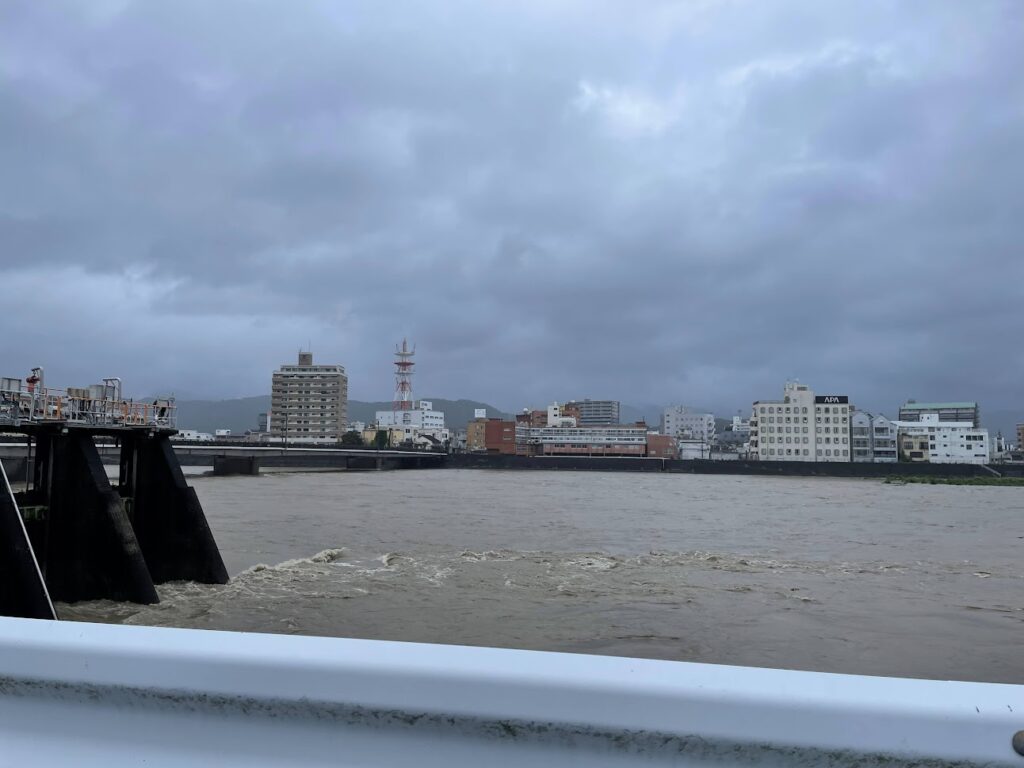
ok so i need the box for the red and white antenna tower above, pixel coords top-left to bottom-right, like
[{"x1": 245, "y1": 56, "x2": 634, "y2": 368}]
[{"x1": 393, "y1": 339, "x2": 416, "y2": 412}]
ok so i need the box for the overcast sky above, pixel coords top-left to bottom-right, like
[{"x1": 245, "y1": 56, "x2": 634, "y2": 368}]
[{"x1": 1, "y1": 1, "x2": 1021, "y2": 415}]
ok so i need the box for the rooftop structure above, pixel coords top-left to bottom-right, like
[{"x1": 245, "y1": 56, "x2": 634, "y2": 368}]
[{"x1": 898, "y1": 401, "x2": 979, "y2": 428}]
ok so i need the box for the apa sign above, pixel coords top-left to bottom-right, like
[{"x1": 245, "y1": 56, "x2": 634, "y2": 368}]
[{"x1": 814, "y1": 395, "x2": 849, "y2": 404}]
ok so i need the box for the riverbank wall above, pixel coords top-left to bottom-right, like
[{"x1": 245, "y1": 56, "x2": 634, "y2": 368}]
[{"x1": 444, "y1": 453, "x2": 1018, "y2": 478}]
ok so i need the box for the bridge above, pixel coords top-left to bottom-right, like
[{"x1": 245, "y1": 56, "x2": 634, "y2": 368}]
[{"x1": 0, "y1": 442, "x2": 446, "y2": 476}]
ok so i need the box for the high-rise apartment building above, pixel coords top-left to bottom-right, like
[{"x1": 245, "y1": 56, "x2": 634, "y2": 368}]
[
  {"x1": 750, "y1": 381, "x2": 851, "y2": 462},
  {"x1": 565, "y1": 399, "x2": 620, "y2": 426},
  {"x1": 269, "y1": 352, "x2": 348, "y2": 444}
]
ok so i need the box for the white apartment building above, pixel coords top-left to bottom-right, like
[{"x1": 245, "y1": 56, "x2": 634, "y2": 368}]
[
  {"x1": 269, "y1": 352, "x2": 348, "y2": 444},
  {"x1": 750, "y1": 381, "x2": 851, "y2": 462},
  {"x1": 375, "y1": 400, "x2": 446, "y2": 431},
  {"x1": 892, "y1": 413, "x2": 990, "y2": 464},
  {"x1": 546, "y1": 402, "x2": 577, "y2": 427},
  {"x1": 731, "y1": 415, "x2": 752, "y2": 435},
  {"x1": 661, "y1": 406, "x2": 716, "y2": 443}
]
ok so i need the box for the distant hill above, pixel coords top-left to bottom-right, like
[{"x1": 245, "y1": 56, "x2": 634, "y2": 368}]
[
  {"x1": 174, "y1": 396, "x2": 271, "y2": 434},
  {"x1": 173, "y1": 396, "x2": 509, "y2": 434}
]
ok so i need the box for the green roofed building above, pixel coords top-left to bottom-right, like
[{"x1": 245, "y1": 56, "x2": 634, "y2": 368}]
[{"x1": 897, "y1": 401, "x2": 979, "y2": 428}]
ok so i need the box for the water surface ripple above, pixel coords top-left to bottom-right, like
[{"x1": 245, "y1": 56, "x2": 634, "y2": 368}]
[{"x1": 61, "y1": 470, "x2": 1024, "y2": 683}]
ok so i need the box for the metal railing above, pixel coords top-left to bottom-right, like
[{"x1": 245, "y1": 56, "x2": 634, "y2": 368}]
[
  {"x1": 0, "y1": 617, "x2": 1022, "y2": 765},
  {"x1": 0, "y1": 385, "x2": 176, "y2": 430}
]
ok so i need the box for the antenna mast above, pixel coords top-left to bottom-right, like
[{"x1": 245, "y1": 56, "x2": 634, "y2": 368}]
[{"x1": 393, "y1": 339, "x2": 415, "y2": 412}]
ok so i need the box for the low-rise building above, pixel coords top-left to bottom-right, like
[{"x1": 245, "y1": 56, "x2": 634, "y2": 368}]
[
  {"x1": 467, "y1": 418, "x2": 516, "y2": 454},
  {"x1": 678, "y1": 438, "x2": 711, "y2": 460},
  {"x1": 515, "y1": 423, "x2": 647, "y2": 457},
  {"x1": 363, "y1": 424, "x2": 451, "y2": 450},
  {"x1": 750, "y1": 381, "x2": 851, "y2": 462},
  {"x1": 375, "y1": 400, "x2": 445, "y2": 431},
  {"x1": 893, "y1": 413, "x2": 989, "y2": 464},
  {"x1": 174, "y1": 429, "x2": 214, "y2": 442},
  {"x1": 646, "y1": 433, "x2": 678, "y2": 458},
  {"x1": 851, "y1": 412, "x2": 898, "y2": 463}
]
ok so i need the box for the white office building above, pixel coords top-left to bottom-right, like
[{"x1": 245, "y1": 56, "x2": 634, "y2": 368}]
[
  {"x1": 376, "y1": 400, "x2": 446, "y2": 431},
  {"x1": 661, "y1": 406, "x2": 716, "y2": 443},
  {"x1": 750, "y1": 381, "x2": 851, "y2": 462},
  {"x1": 892, "y1": 413, "x2": 990, "y2": 464}
]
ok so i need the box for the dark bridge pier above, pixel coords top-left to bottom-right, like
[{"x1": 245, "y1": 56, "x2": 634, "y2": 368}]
[
  {"x1": 119, "y1": 434, "x2": 229, "y2": 585},
  {"x1": 1, "y1": 424, "x2": 228, "y2": 619},
  {"x1": 24, "y1": 428, "x2": 158, "y2": 605}
]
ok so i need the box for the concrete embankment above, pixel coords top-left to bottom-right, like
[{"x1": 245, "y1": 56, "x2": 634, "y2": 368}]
[{"x1": 444, "y1": 453, "x2": 1019, "y2": 479}]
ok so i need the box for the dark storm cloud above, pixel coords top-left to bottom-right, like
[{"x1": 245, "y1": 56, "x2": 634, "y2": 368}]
[{"x1": 1, "y1": 0, "x2": 1022, "y2": 416}]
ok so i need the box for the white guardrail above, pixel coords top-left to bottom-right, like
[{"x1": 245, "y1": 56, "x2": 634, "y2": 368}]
[{"x1": 0, "y1": 617, "x2": 1022, "y2": 766}]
